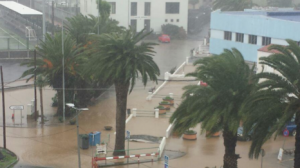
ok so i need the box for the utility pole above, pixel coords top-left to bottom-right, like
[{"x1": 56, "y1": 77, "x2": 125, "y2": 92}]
[
  {"x1": 52, "y1": 1, "x2": 55, "y2": 36},
  {"x1": 42, "y1": 0, "x2": 46, "y2": 41},
  {"x1": 34, "y1": 50, "x2": 38, "y2": 121},
  {"x1": 62, "y1": 19, "x2": 65, "y2": 122},
  {"x1": 1, "y1": 66, "x2": 6, "y2": 149}
]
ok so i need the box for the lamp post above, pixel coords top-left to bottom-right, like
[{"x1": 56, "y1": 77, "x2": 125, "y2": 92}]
[{"x1": 66, "y1": 103, "x2": 88, "y2": 168}]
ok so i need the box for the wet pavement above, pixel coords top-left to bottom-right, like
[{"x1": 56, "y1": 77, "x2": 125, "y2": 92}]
[{"x1": 0, "y1": 37, "x2": 295, "y2": 168}]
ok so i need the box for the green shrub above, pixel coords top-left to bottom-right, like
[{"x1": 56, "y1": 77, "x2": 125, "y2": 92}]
[
  {"x1": 69, "y1": 119, "x2": 76, "y2": 125},
  {"x1": 52, "y1": 94, "x2": 58, "y2": 107},
  {"x1": 58, "y1": 116, "x2": 63, "y2": 123},
  {"x1": 161, "y1": 24, "x2": 186, "y2": 39},
  {"x1": 163, "y1": 96, "x2": 174, "y2": 100},
  {"x1": 155, "y1": 105, "x2": 165, "y2": 109},
  {"x1": 184, "y1": 130, "x2": 197, "y2": 134}
]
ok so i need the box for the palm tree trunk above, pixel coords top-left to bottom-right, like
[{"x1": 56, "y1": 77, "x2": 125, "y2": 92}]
[
  {"x1": 39, "y1": 87, "x2": 44, "y2": 124},
  {"x1": 113, "y1": 81, "x2": 129, "y2": 156},
  {"x1": 295, "y1": 113, "x2": 300, "y2": 168},
  {"x1": 223, "y1": 126, "x2": 238, "y2": 168},
  {"x1": 57, "y1": 90, "x2": 63, "y2": 116}
]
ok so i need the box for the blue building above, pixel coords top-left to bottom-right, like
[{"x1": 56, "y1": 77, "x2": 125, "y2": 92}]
[{"x1": 209, "y1": 9, "x2": 300, "y2": 62}]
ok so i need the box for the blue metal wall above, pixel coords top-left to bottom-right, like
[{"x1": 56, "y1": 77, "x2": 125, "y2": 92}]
[{"x1": 209, "y1": 10, "x2": 300, "y2": 62}]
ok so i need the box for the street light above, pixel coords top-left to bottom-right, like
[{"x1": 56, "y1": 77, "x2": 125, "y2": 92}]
[{"x1": 66, "y1": 103, "x2": 89, "y2": 168}]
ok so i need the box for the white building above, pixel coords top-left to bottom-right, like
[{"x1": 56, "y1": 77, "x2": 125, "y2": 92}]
[{"x1": 80, "y1": 0, "x2": 188, "y2": 33}]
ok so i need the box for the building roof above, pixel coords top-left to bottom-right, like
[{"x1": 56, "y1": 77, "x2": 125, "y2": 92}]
[
  {"x1": 221, "y1": 10, "x2": 300, "y2": 23},
  {"x1": 258, "y1": 44, "x2": 282, "y2": 54},
  {"x1": 0, "y1": 1, "x2": 42, "y2": 15}
]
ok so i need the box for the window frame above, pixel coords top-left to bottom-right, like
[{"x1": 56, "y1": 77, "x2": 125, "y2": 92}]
[
  {"x1": 236, "y1": 33, "x2": 244, "y2": 43},
  {"x1": 262, "y1": 37, "x2": 271, "y2": 46},
  {"x1": 248, "y1": 35, "x2": 257, "y2": 45},
  {"x1": 144, "y1": 2, "x2": 151, "y2": 16},
  {"x1": 224, "y1": 31, "x2": 232, "y2": 41},
  {"x1": 166, "y1": 2, "x2": 180, "y2": 14}
]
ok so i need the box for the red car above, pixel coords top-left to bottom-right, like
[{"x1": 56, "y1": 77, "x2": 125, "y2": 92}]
[{"x1": 158, "y1": 34, "x2": 170, "y2": 43}]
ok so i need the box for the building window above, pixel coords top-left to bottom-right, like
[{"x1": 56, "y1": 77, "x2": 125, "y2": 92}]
[
  {"x1": 236, "y1": 33, "x2": 244, "y2": 43},
  {"x1": 297, "y1": 41, "x2": 300, "y2": 46},
  {"x1": 262, "y1": 37, "x2": 271, "y2": 46},
  {"x1": 144, "y1": 19, "x2": 150, "y2": 32},
  {"x1": 145, "y1": 2, "x2": 151, "y2": 16},
  {"x1": 166, "y1": 2, "x2": 180, "y2": 14},
  {"x1": 109, "y1": 2, "x2": 116, "y2": 14},
  {"x1": 131, "y1": 19, "x2": 137, "y2": 32},
  {"x1": 131, "y1": 2, "x2": 137, "y2": 16},
  {"x1": 177, "y1": 19, "x2": 179, "y2": 22},
  {"x1": 165, "y1": 19, "x2": 168, "y2": 22},
  {"x1": 171, "y1": 19, "x2": 173, "y2": 22},
  {"x1": 249, "y1": 35, "x2": 257, "y2": 45},
  {"x1": 224, "y1": 31, "x2": 232, "y2": 41}
]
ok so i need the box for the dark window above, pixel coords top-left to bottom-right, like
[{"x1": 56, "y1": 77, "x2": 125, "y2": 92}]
[
  {"x1": 131, "y1": 2, "x2": 137, "y2": 16},
  {"x1": 145, "y1": 2, "x2": 151, "y2": 16},
  {"x1": 262, "y1": 37, "x2": 271, "y2": 46},
  {"x1": 144, "y1": 19, "x2": 150, "y2": 32},
  {"x1": 249, "y1": 35, "x2": 257, "y2": 44},
  {"x1": 165, "y1": 19, "x2": 168, "y2": 22},
  {"x1": 236, "y1": 33, "x2": 244, "y2": 43},
  {"x1": 166, "y1": 2, "x2": 180, "y2": 14},
  {"x1": 171, "y1": 19, "x2": 173, "y2": 22},
  {"x1": 131, "y1": 19, "x2": 137, "y2": 32},
  {"x1": 224, "y1": 31, "x2": 232, "y2": 41},
  {"x1": 298, "y1": 41, "x2": 300, "y2": 46},
  {"x1": 177, "y1": 19, "x2": 179, "y2": 22},
  {"x1": 109, "y1": 2, "x2": 116, "y2": 14}
]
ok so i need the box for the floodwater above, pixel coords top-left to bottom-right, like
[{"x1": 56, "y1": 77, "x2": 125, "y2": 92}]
[{"x1": 0, "y1": 33, "x2": 295, "y2": 168}]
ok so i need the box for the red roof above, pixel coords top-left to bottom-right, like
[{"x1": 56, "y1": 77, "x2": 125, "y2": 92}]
[{"x1": 258, "y1": 44, "x2": 282, "y2": 54}]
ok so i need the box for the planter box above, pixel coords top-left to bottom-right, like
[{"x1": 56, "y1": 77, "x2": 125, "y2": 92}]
[
  {"x1": 206, "y1": 131, "x2": 221, "y2": 137},
  {"x1": 159, "y1": 103, "x2": 171, "y2": 110},
  {"x1": 163, "y1": 98, "x2": 174, "y2": 105},
  {"x1": 183, "y1": 132, "x2": 197, "y2": 140},
  {"x1": 159, "y1": 108, "x2": 166, "y2": 114}
]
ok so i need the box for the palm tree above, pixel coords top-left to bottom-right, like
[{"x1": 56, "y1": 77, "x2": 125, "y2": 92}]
[
  {"x1": 213, "y1": 0, "x2": 255, "y2": 11},
  {"x1": 36, "y1": 75, "x2": 47, "y2": 124},
  {"x1": 170, "y1": 48, "x2": 256, "y2": 168},
  {"x1": 189, "y1": 0, "x2": 199, "y2": 9},
  {"x1": 85, "y1": 29, "x2": 160, "y2": 156},
  {"x1": 241, "y1": 40, "x2": 300, "y2": 168},
  {"x1": 21, "y1": 33, "x2": 84, "y2": 116}
]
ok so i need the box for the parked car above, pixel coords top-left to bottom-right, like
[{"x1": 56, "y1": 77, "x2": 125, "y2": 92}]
[
  {"x1": 237, "y1": 126, "x2": 253, "y2": 141},
  {"x1": 285, "y1": 118, "x2": 296, "y2": 137},
  {"x1": 158, "y1": 34, "x2": 170, "y2": 43}
]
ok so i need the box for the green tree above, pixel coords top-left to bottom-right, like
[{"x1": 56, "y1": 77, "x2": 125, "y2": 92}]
[
  {"x1": 85, "y1": 29, "x2": 160, "y2": 155},
  {"x1": 21, "y1": 33, "x2": 84, "y2": 116},
  {"x1": 36, "y1": 75, "x2": 48, "y2": 124},
  {"x1": 242, "y1": 40, "x2": 300, "y2": 167},
  {"x1": 267, "y1": 0, "x2": 292, "y2": 7},
  {"x1": 213, "y1": 0, "x2": 254, "y2": 11},
  {"x1": 170, "y1": 49, "x2": 257, "y2": 168},
  {"x1": 189, "y1": 0, "x2": 199, "y2": 9}
]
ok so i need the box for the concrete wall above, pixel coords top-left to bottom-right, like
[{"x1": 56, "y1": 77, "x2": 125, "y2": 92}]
[
  {"x1": 209, "y1": 10, "x2": 300, "y2": 62},
  {"x1": 80, "y1": 0, "x2": 188, "y2": 33}
]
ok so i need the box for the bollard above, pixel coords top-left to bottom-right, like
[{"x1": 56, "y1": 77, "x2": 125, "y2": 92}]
[
  {"x1": 147, "y1": 92, "x2": 152, "y2": 100},
  {"x1": 155, "y1": 109, "x2": 159, "y2": 118},
  {"x1": 165, "y1": 72, "x2": 170, "y2": 81},
  {"x1": 132, "y1": 108, "x2": 137, "y2": 117},
  {"x1": 169, "y1": 93, "x2": 173, "y2": 98}
]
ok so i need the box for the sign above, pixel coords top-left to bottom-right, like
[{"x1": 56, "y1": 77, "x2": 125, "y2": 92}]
[
  {"x1": 283, "y1": 129, "x2": 289, "y2": 137},
  {"x1": 126, "y1": 130, "x2": 130, "y2": 139},
  {"x1": 96, "y1": 144, "x2": 106, "y2": 154},
  {"x1": 9, "y1": 105, "x2": 24, "y2": 110},
  {"x1": 164, "y1": 155, "x2": 169, "y2": 168},
  {"x1": 278, "y1": 148, "x2": 283, "y2": 161}
]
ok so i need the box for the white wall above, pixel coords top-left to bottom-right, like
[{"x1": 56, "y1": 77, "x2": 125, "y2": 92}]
[{"x1": 80, "y1": 0, "x2": 188, "y2": 33}]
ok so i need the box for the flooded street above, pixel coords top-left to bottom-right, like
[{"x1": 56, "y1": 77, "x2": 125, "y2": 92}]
[{"x1": 0, "y1": 36, "x2": 294, "y2": 168}]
